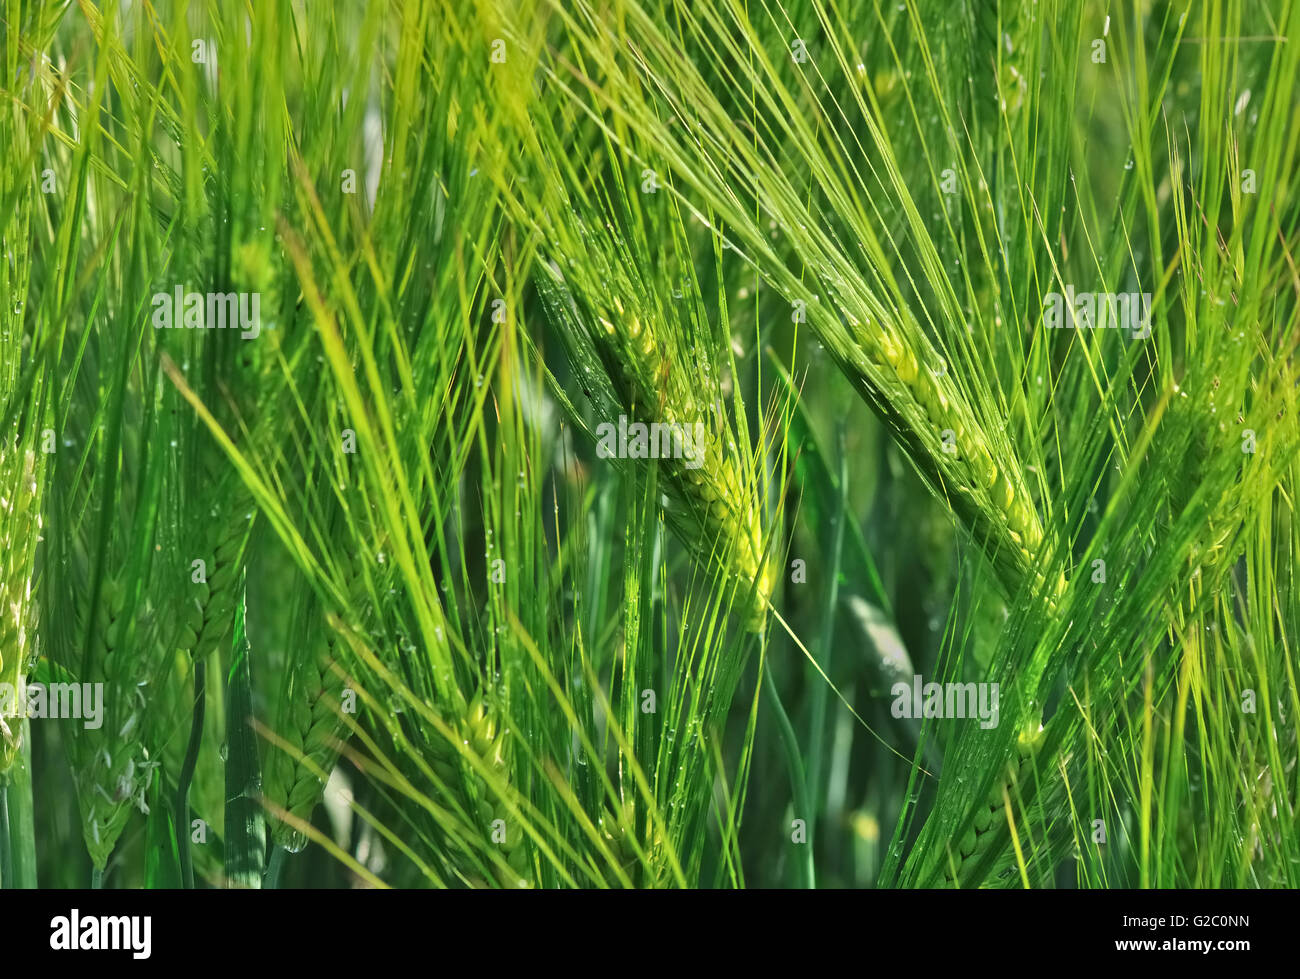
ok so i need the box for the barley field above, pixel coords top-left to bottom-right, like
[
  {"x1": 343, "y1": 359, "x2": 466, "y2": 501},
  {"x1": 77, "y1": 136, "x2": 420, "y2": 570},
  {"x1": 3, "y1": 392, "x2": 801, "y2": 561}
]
[{"x1": 0, "y1": 0, "x2": 1296, "y2": 891}]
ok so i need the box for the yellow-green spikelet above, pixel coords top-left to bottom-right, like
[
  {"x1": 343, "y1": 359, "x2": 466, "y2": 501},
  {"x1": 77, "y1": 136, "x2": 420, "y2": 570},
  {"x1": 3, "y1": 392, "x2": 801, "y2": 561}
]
[
  {"x1": 424, "y1": 691, "x2": 528, "y2": 886},
  {"x1": 597, "y1": 799, "x2": 669, "y2": 885},
  {"x1": 843, "y1": 316, "x2": 1051, "y2": 600},
  {"x1": 460, "y1": 694, "x2": 530, "y2": 887},
  {"x1": 601, "y1": 311, "x2": 772, "y2": 629},
  {"x1": 0, "y1": 449, "x2": 41, "y2": 773}
]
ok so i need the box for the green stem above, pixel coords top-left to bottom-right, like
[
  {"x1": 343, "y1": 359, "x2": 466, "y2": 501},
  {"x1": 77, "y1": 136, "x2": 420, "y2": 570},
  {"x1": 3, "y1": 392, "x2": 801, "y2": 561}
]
[
  {"x1": 0, "y1": 781, "x2": 11, "y2": 889},
  {"x1": 91, "y1": 866, "x2": 103, "y2": 889},
  {"x1": 264, "y1": 845, "x2": 288, "y2": 889},
  {"x1": 225, "y1": 588, "x2": 266, "y2": 888},
  {"x1": 7, "y1": 723, "x2": 37, "y2": 888},
  {"x1": 175, "y1": 658, "x2": 207, "y2": 889},
  {"x1": 807, "y1": 424, "x2": 848, "y2": 838},
  {"x1": 762, "y1": 656, "x2": 815, "y2": 889}
]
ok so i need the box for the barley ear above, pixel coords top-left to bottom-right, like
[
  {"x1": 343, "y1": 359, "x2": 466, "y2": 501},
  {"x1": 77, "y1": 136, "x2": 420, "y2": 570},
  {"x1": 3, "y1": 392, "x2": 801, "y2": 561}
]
[
  {"x1": 826, "y1": 311, "x2": 1051, "y2": 601},
  {"x1": 263, "y1": 632, "x2": 351, "y2": 850},
  {"x1": 537, "y1": 261, "x2": 774, "y2": 631},
  {"x1": 942, "y1": 718, "x2": 1047, "y2": 887},
  {"x1": 177, "y1": 488, "x2": 256, "y2": 662},
  {"x1": 264, "y1": 547, "x2": 381, "y2": 849},
  {"x1": 0, "y1": 449, "x2": 42, "y2": 773},
  {"x1": 67, "y1": 575, "x2": 148, "y2": 869}
]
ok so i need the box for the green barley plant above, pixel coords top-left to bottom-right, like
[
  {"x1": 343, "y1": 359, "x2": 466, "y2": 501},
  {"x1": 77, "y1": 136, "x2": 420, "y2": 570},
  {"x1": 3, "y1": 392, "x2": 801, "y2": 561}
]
[
  {"x1": 523, "y1": 201, "x2": 778, "y2": 631},
  {"x1": 260, "y1": 562, "x2": 366, "y2": 855},
  {"x1": 0, "y1": 0, "x2": 1295, "y2": 894},
  {"x1": 41, "y1": 303, "x2": 172, "y2": 876},
  {"x1": 0, "y1": 0, "x2": 62, "y2": 888},
  {"x1": 519, "y1": 0, "x2": 1057, "y2": 604}
]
